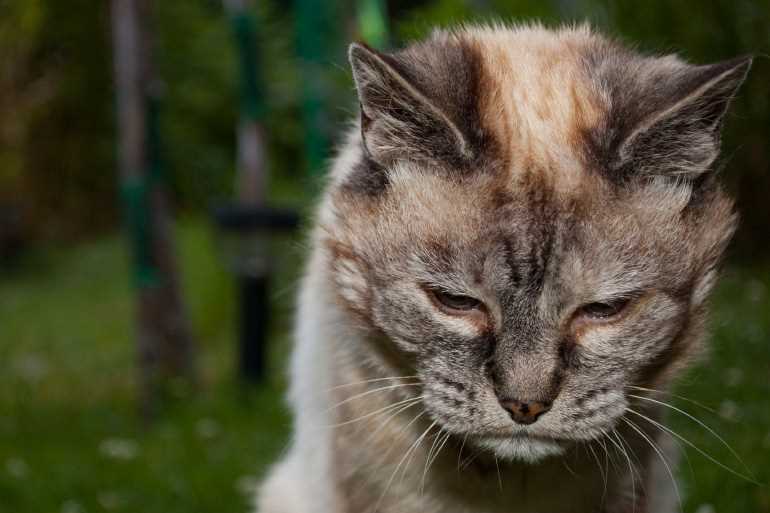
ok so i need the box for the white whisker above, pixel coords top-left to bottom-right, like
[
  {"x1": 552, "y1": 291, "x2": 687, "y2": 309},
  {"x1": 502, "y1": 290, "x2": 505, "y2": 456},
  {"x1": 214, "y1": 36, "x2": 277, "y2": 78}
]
[
  {"x1": 320, "y1": 395, "x2": 423, "y2": 429},
  {"x1": 329, "y1": 375, "x2": 420, "y2": 391},
  {"x1": 610, "y1": 430, "x2": 637, "y2": 513},
  {"x1": 626, "y1": 385, "x2": 716, "y2": 414},
  {"x1": 325, "y1": 383, "x2": 422, "y2": 412},
  {"x1": 587, "y1": 442, "x2": 608, "y2": 504},
  {"x1": 360, "y1": 408, "x2": 428, "y2": 488},
  {"x1": 626, "y1": 406, "x2": 760, "y2": 485},
  {"x1": 562, "y1": 458, "x2": 578, "y2": 477},
  {"x1": 422, "y1": 429, "x2": 452, "y2": 494},
  {"x1": 627, "y1": 393, "x2": 753, "y2": 479},
  {"x1": 374, "y1": 419, "x2": 437, "y2": 513},
  {"x1": 364, "y1": 405, "x2": 427, "y2": 465},
  {"x1": 596, "y1": 431, "x2": 618, "y2": 473},
  {"x1": 420, "y1": 428, "x2": 445, "y2": 494},
  {"x1": 600, "y1": 427, "x2": 625, "y2": 473},
  {"x1": 622, "y1": 417, "x2": 683, "y2": 513},
  {"x1": 460, "y1": 447, "x2": 483, "y2": 470},
  {"x1": 494, "y1": 454, "x2": 504, "y2": 491},
  {"x1": 457, "y1": 432, "x2": 469, "y2": 472}
]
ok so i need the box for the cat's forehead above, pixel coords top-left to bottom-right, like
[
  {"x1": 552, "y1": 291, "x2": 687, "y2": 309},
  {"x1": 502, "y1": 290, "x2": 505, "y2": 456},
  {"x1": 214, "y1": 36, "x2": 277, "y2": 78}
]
[
  {"x1": 466, "y1": 25, "x2": 610, "y2": 192},
  {"x1": 331, "y1": 23, "x2": 742, "y2": 266}
]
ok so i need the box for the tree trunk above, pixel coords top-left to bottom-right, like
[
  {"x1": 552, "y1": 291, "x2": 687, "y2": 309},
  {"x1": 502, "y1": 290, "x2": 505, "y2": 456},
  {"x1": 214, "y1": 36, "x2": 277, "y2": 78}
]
[{"x1": 111, "y1": 0, "x2": 197, "y2": 419}]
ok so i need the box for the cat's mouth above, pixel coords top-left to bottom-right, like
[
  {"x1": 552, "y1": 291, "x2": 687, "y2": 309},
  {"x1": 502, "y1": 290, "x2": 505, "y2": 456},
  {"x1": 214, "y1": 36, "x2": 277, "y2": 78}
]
[
  {"x1": 469, "y1": 424, "x2": 559, "y2": 441},
  {"x1": 483, "y1": 431, "x2": 563, "y2": 444},
  {"x1": 472, "y1": 430, "x2": 567, "y2": 463}
]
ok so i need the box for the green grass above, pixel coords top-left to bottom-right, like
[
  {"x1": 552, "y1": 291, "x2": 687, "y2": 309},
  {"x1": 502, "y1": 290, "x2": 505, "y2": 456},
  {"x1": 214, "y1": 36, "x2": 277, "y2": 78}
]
[
  {"x1": 0, "y1": 219, "x2": 298, "y2": 513},
  {"x1": 671, "y1": 266, "x2": 770, "y2": 512},
  {"x1": 0, "y1": 220, "x2": 768, "y2": 513}
]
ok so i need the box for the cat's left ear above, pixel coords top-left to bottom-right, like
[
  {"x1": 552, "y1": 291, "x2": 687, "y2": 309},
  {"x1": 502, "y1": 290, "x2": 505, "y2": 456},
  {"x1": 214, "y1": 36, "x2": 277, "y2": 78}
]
[
  {"x1": 616, "y1": 56, "x2": 752, "y2": 178},
  {"x1": 348, "y1": 42, "x2": 474, "y2": 167}
]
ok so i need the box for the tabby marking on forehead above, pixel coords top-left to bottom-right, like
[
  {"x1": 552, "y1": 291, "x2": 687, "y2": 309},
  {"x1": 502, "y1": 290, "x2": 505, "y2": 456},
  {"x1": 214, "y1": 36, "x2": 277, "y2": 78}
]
[{"x1": 468, "y1": 25, "x2": 607, "y2": 193}]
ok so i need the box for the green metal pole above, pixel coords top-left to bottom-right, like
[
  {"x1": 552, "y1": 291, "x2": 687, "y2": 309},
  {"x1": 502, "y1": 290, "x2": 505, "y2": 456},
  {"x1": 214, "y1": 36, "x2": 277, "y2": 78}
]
[
  {"x1": 121, "y1": 92, "x2": 164, "y2": 289},
  {"x1": 224, "y1": 0, "x2": 268, "y2": 205},
  {"x1": 295, "y1": 0, "x2": 336, "y2": 183},
  {"x1": 223, "y1": 0, "x2": 273, "y2": 383},
  {"x1": 295, "y1": 0, "x2": 387, "y2": 182},
  {"x1": 228, "y1": 4, "x2": 265, "y2": 122},
  {"x1": 357, "y1": 0, "x2": 389, "y2": 49},
  {"x1": 112, "y1": 0, "x2": 197, "y2": 419}
]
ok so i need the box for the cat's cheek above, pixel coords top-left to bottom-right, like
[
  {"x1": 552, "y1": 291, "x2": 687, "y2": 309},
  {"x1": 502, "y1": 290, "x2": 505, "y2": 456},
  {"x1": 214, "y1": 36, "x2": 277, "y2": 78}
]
[
  {"x1": 389, "y1": 287, "x2": 486, "y2": 345},
  {"x1": 427, "y1": 312, "x2": 487, "y2": 340},
  {"x1": 572, "y1": 326, "x2": 621, "y2": 356},
  {"x1": 329, "y1": 250, "x2": 373, "y2": 321},
  {"x1": 335, "y1": 258, "x2": 369, "y2": 304},
  {"x1": 691, "y1": 268, "x2": 718, "y2": 310},
  {"x1": 572, "y1": 325, "x2": 651, "y2": 368},
  {"x1": 573, "y1": 294, "x2": 685, "y2": 349},
  {"x1": 574, "y1": 318, "x2": 685, "y2": 373}
]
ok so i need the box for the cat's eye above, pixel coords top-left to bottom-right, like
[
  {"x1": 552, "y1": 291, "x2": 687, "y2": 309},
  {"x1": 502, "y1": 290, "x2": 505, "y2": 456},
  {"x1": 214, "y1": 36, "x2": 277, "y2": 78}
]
[
  {"x1": 576, "y1": 297, "x2": 631, "y2": 321},
  {"x1": 426, "y1": 288, "x2": 483, "y2": 314}
]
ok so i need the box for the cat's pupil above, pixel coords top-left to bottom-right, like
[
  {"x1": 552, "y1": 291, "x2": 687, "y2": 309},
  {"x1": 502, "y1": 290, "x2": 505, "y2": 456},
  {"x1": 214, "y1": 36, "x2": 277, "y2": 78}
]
[
  {"x1": 433, "y1": 290, "x2": 481, "y2": 311},
  {"x1": 580, "y1": 299, "x2": 629, "y2": 319}
]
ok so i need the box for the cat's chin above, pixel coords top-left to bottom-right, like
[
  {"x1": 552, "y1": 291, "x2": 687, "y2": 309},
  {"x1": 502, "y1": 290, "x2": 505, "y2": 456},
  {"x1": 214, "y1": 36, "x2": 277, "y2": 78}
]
[{"x1": 476, "y1": 435, "x2": 566, "y2": 463}]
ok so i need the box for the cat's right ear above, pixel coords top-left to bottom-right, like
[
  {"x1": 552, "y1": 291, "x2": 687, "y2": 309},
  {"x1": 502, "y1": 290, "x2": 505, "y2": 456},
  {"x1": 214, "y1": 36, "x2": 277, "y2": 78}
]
[{"x1": 348, "y1": 42, "x2": 473, "y2": 167}]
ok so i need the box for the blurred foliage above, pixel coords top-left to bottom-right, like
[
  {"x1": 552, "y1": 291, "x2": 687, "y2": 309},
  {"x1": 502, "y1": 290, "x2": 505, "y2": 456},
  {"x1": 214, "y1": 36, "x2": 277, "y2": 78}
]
[
  {"x1": 0, "y1": 0, "x2": 114, "y2": 240},
  {"x1": 0, "y1": 0, "x2": 766, "y2": 256},
  {"x1": 0, "y1": 218, "x2": 298, "y2": 512}
]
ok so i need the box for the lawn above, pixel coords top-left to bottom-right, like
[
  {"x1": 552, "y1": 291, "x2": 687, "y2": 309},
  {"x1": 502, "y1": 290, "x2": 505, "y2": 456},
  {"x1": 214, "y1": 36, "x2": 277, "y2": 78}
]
[{"x1": 0, "y1": 219, "x2": 768, "y2": 513}]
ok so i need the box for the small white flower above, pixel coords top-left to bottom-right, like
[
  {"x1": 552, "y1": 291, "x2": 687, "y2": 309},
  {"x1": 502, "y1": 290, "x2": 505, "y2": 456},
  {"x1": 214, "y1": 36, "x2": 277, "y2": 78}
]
[
  {"x1": 763, "y1": 431, "x2": 770, "y2": 449},
  {"x1": 725, "y1": 367, "x2": 744, "y2": 387},
  {"x1": 13, "y1": 353, "x2": 49, "y2": 383},
  {"x1": 5, "y1": 457, "x2": 28, "y2": 478},
  {"x1": 747, "y1": 279, "x2": 766, "y2": 304},
  {"x1": 745, "y1": 324, "x2": 765, "y2": 344},
  {"x1": 196, "y1": 418, "x2": 220, "y2": 439},
  {"x1": 61, "y1": 499, "x2": 85, "y2": 513},
  {"x1": 99, "y1": 438, "x2": 139, "y2": 460},
  {"x1": 158, "y1": 422, "x2": 180, "y2": 441},
  {"x1": 718, "y1": 400, "x2": 740, "y2": 421},
  {"x1": 97, "y1": 491, "x2": 123, "y2": 510},
  {"x1": 235, "y1": 474, "x2": 259, "y2": 496}
]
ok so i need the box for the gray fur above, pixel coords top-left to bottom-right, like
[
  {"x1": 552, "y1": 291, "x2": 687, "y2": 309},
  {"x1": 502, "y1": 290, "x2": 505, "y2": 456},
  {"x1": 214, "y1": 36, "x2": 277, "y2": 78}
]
[{"x1": 256, "y1": 23, "x2": 750, "y2": 513}]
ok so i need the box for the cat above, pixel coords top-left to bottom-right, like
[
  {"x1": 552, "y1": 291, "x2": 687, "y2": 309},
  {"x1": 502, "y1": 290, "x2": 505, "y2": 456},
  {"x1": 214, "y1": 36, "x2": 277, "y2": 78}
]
[{"x1": 256, "y1": 23, "x2": 751, "y2": 513}]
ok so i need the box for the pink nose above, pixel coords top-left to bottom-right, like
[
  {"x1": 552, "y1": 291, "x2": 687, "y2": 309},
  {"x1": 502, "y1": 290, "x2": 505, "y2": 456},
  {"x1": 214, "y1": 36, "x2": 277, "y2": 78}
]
[{"x1": 499, "y1": 398, "x2": 552, "y2": 425}]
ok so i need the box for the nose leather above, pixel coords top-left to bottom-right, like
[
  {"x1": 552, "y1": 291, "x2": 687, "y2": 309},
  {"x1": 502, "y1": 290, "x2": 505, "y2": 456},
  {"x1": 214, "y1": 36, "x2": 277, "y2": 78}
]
[{"x1": 499, "y1": 398, "x2": 552, "y2": 425}]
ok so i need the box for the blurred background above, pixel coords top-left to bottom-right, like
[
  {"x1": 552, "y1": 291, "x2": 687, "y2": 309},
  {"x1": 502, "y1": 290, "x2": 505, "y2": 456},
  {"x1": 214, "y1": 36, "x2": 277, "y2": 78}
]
[{"x1": 0, "y1": 1, "x2": 768, "y2": 512}]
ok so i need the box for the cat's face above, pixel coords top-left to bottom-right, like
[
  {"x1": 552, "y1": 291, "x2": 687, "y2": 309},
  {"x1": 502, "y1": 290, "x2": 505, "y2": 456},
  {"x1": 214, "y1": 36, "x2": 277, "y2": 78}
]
[{"x1": 325, "y1": 26, "x2": 748, "y2": 462}]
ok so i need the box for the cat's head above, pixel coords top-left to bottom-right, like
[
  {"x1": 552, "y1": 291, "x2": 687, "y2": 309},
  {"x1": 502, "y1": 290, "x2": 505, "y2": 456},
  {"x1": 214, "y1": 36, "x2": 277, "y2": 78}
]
[{"x1": 323, "y1": 25, "x2": 750, "y2": 463}]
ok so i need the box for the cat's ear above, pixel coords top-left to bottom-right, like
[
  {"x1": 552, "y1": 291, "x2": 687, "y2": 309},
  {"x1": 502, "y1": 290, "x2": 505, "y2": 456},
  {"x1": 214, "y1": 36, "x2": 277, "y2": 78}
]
[
  {"x1": 348, "y1": 42, "x2": 473, "y2": 166},
  {"x1": 617, "y1": 56, "x2": 751, "y2": 178}
]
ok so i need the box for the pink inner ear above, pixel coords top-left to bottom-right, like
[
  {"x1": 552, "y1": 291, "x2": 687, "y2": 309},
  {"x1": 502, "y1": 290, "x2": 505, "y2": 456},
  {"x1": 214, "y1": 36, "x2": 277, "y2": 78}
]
[{"x1": 348, "y1": 40, "x2": 475, "y2": 168}]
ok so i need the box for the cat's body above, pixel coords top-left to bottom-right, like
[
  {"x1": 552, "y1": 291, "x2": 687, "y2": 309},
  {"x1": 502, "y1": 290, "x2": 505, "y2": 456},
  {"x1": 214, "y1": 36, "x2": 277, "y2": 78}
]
[{"x1": 256, "y1": 24, "x2": 750, "y2": 513}]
